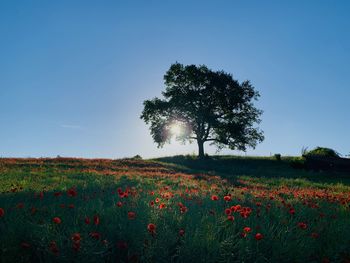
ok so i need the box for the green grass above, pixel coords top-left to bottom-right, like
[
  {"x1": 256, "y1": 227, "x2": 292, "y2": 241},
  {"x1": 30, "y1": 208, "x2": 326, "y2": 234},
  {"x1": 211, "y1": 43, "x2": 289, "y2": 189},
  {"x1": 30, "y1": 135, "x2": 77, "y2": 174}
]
[{"x1": 0, "y1": 156, "x2": 349, "y2": 263}]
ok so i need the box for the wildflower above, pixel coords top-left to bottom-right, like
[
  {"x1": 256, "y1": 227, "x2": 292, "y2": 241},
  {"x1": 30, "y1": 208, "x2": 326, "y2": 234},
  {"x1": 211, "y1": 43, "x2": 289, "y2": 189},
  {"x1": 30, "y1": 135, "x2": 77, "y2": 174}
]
[
  {"x1": 72, "y1": 241, "x2": 81, "y2": 252},
  {"x1": 180, "y1": 206, "x2": 188, "y2": 213},
  {"x1": 149, "y1": 201, "x2": 155, "y2": 207},
  {"x1": 255, "y1": 233, "x2": 263, "y2": 241},
  {"x1": 128, "y1": 211, "x2": 136, "y2": 220},
  {"x1": 159, "y1": 203, "x2": 166, "y2": 209},
  {"x1": 231, "y1": 205, "x2": 241, "y2": 212},
  {"x1": 224, "y1": 195, "x2": 231, "y2": 201},
  {"x1": 84, "y1": 217, "x2": 90, "y2": 225},
  {"x1": 67, "y1": 187, "x2": 77, "y2": 197},
  {"x1": 52, "y1": 217, "x2": 62, "y2": 224},
  {"x1": 116, "y1": 201, "x2": 123, "y2": 207},
  {"x1": 243, "y1": 227, "x2": 251, "y2": 233},
  {"x1": 211, "y1": 195, "x2": 219, "y2": 201},
  {"x1": 147, "y1": 223, "x2": 156, "y2": 234},
  {"x1": 289, "y1": 208, "x2": 295, "y2": 215},
  {"x1": 93, "y1": 215, "x2": 100, "y2": 225},
  {"x1": 0, "y1": 208, "x2": 4, "y2": 217},
  {"x1": 311, "y1": 232, "x2": 319, "y2": 239},
  {"x1": 297, "y1": 222, "x2": 307, "y2": 230},
  {"x1": 225, "y1": 208, "x2": 232, "y2": 215},
  {"x1": 179, "y1": 229, "x2": 185, "y2": 236},
  {"x1": 227, "y1": 215, "x2": 235, "y2": 221},
  {"x1": 49, "y1": 241, "x2": 59, "y2": 255},
  {"x1": 71, "y1": 233, "x2": 81, "y2": 242}
]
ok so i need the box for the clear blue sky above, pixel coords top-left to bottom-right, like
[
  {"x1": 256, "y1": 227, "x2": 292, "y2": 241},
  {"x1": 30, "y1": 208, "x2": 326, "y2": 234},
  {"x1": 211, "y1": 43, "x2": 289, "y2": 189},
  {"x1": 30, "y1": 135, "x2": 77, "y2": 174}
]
[{"x1": 1, "y1": 1, "x2": 349, "y2": 158}]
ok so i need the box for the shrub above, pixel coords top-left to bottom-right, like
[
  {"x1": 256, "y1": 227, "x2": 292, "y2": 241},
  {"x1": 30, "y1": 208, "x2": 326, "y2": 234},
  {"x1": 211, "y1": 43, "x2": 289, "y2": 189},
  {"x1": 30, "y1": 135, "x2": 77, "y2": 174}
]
[
  {"x1": 304, "y1": 147, "x2": 340, "y2": 158},
  {"x1": 274, "y1": 154, "x2": 281, "y2": 161}
]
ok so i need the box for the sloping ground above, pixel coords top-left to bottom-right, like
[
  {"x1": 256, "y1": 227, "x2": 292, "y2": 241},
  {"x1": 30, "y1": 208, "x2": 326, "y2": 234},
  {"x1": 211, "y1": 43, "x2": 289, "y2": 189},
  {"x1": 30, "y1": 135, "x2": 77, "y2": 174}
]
[
  {"x1": 0, "y1": 156, "x2": 349, "y2": 262},
  {"x1": 303, "y1": 155, "x2": 350, "y2": 172}
]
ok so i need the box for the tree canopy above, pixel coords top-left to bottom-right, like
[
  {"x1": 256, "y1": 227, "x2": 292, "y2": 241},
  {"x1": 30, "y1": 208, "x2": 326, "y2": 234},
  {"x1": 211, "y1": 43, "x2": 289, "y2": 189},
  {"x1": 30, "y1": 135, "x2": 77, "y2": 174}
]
[{"x1": 140, "y1": 63, "x2": 264, "y2": 158}]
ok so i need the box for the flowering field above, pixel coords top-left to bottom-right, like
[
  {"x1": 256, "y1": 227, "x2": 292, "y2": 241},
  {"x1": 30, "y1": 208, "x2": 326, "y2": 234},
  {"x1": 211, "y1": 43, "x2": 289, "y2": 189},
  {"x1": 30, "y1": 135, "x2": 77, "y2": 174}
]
[{"x1": 0, "y1": 157, "x2": 349, "y2": 263}]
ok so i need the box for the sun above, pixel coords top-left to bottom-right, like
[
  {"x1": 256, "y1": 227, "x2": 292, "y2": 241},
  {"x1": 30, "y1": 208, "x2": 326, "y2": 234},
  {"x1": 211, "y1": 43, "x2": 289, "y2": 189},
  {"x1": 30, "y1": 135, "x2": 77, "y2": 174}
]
[{"x1": 170, "y1": 122, "x2": 183, "y2": 136}]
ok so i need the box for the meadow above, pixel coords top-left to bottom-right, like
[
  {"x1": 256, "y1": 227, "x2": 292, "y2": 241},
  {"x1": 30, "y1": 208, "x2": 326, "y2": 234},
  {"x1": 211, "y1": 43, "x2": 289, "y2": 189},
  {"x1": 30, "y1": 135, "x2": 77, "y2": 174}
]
[{"x1": 0, "y1": 156, "x2": 349, "y2": 263}]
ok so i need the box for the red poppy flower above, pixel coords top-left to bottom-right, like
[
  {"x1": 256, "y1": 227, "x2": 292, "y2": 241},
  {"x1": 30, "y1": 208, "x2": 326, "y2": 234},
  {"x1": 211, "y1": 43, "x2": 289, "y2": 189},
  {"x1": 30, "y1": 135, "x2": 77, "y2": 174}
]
[
  {"x1": 297, "y1": 222, "x2": 307, "y2": 230},
  {"x1": 289, "y1": 208, "x2": 295, "y2": 215},
  {"x1": 243, "y1": 227, "x2": 251, "y2": 233},
  {"x1": 159, "y1": 203, "x2": 166, "y2": 209},
  {"x1": 311, "y1": 232, "x2": 319, "y2": 239},
  {"x1": 71, "y1": 233, "x2": 81, "y2": 242},
  {"x1": 93, "y1": 215, "x2": 100, "y2": 225},
  {"x1": 147, "y1": 223, "x2": 156, "y2": 234},
  {"x1": 179, "y1": 229, "x2": 185, "y2": 236},
  {"x1": 255, "y1": 233, "x2": 263, "y2": 241},
  {"x1": 68, "y1": 204, "x2": 75, "y2": 209},
  {"x1": 224, "y1": 195, "x2": 231, "y2": 201},
  {"x1": 0, "y1": 208, "x2": 4, "y2": 217},
  {"x1": 227, "y1": 215, "x2": 235, "y2": 221},
  {"x1": 180, "y1": 206, "x2": 188, "y2": 213},
  {"x1": 128, "y1": 211, "x2": 136, "y2": 220},
  {"x1": 231, "y1": 205, "x2": 241, "y2": 212},
  {"x1": 72, "y1": 241, "x2": 81, "y2": 252},
  {"x1": 211, "y1": 195, "x2": 219, "y2": 201},
  {"x1": 84, "y1": 217, "x2": 90, "y2": 225},
  {"x1": 116, "y1": 201, "x2": 123, "y2": 207},
  {"x1": 67, "y1": 187, "x2": 77, "y2": 197},
  {"x1": 149, "y1": 201, "x2": 155, "y2": 206},
  {"x1": 225, "y1": 208, "x2": 232, "y2": 215},
  {"x1": 49, "y1": 241, "x2": 59, "y2": 255},
  {"x1": 54, "y1": 192, "x2": 62, "y2": 197},
  {"x1": 53, "y1": 217, "x2": 62, "y2": 224}
]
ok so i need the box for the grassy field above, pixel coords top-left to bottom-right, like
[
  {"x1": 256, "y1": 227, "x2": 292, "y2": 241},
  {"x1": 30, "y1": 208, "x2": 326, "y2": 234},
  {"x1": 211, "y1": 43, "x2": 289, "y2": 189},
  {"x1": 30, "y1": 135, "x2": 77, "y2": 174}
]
[{"x1": 0, "y1": 156, "x2": 349, "y2": 263}]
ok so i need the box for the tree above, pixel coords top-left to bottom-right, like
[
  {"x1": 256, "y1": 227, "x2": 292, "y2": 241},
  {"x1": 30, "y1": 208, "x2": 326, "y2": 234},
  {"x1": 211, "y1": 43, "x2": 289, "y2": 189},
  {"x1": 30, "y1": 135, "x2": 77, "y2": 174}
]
[{"x1": 140, "y1": 63, "x2": 264, "y2": 158}]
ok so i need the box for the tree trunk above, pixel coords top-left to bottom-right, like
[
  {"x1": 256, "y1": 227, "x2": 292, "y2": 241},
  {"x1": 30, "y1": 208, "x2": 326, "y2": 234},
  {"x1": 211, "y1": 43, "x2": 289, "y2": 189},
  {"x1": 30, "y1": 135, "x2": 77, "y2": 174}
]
[{"x1": 197, "y1": 140, "x2": 205, "y2": 159}]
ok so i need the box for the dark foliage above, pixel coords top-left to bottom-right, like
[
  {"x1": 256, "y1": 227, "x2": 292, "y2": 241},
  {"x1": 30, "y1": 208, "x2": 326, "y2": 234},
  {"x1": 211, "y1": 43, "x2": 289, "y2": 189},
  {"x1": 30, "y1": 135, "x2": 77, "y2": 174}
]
[{"x1": 141, "y1": 63, "x2": 264, "y2": 157}]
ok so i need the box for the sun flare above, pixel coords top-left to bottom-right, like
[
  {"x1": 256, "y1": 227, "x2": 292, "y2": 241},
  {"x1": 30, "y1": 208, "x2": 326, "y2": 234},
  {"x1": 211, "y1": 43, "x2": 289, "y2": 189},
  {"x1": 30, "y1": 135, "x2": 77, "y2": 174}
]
[{"x1": 170, "y1": 122, "x2": 183, "y2": 136}]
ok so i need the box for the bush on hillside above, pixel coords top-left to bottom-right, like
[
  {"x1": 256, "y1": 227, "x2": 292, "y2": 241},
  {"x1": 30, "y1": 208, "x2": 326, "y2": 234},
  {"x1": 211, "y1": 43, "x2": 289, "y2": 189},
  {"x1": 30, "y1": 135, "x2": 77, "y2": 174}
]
[
  {"x1": 274, "y1": 154, "x2": 281, "y2": 161},
  {"x1": 304, "y1": 147, "x2": 340, "y2": 158}
]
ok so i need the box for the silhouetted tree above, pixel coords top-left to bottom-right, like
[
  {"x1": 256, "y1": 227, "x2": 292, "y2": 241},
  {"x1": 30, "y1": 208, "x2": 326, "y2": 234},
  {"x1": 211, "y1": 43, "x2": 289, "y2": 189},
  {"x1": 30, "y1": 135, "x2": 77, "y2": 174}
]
[{"x1": 141, "y1": 63, "x2": 264, "y2": 158}]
